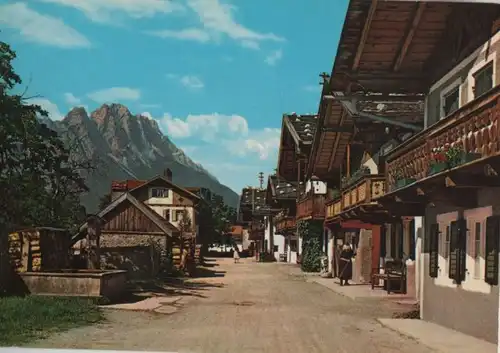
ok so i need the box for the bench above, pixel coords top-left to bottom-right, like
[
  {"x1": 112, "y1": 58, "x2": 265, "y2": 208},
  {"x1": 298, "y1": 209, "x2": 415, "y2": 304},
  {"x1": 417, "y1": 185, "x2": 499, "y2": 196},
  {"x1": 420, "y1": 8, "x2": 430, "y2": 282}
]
[
  {"x1": 279, "y1": 253, "x2": 287, "y2": 262},
  {"x1": 371, "y1": 260, "x2": 407, "y2": 294}
]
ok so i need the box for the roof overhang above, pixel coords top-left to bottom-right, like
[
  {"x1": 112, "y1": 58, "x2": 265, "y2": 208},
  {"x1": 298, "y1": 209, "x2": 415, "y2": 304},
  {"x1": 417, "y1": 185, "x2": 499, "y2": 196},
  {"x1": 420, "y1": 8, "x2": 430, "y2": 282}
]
[{"x1": 329, "y1": 0, "x2": 499, "y2": 94}]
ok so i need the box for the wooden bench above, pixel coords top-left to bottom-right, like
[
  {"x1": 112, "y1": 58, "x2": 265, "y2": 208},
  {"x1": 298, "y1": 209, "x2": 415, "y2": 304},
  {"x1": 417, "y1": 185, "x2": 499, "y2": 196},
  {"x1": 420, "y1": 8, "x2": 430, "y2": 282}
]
[{"x1": 371, "y1": 260, "x2": 407, "y2": 294}]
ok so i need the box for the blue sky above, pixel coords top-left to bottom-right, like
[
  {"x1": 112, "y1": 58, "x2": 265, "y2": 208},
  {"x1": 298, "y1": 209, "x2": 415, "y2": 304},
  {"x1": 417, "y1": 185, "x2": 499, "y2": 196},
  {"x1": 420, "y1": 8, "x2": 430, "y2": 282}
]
[{"x1": 0, "y1": 0, "x2": 348, "y2": 193}]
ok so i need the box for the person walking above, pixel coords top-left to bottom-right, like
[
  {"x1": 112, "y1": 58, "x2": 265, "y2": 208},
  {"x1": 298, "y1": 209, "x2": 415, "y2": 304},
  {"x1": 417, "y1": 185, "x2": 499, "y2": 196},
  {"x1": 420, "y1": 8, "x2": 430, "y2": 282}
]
[
  {"x1": 233, "y1": 246, "x2": 240, "y2": 263},
  {"x1": 339, "y1": 243, "x2": 354, "y2": 286}
]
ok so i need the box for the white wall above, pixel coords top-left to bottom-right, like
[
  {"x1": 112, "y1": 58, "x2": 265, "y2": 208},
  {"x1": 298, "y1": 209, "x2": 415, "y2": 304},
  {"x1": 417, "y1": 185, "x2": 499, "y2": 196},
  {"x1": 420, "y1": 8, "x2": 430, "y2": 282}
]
[
  {"x1": 305, "y1": 179, "x2": 327, "y2": 194},
  {"x1": 327, "y1": 229, "x2": 334, "y2": 273},
  {"x1": 274, "y1": 233, "x2": 285, "y2": 261},
  {"x1": 288, "y1": 248, "x2": 297, "y2": 264}
]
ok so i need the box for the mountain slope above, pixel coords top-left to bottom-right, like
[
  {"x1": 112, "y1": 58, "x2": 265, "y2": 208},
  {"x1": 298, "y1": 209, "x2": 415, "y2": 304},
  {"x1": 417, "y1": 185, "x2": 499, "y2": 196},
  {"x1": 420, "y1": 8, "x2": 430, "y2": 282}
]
[{"x1": 43, "y1": 104, "x2": 238, "y2": 213}]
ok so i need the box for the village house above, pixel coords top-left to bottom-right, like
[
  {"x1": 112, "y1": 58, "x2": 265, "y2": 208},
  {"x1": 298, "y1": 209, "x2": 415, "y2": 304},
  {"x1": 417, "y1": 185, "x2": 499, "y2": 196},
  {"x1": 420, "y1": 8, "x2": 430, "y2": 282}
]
[
  {"x1": 266, "y1": 174, "x2": 297, "y2": 262},
  {"x1": 74, "y1": 169, "x2": 203, "y2": 278},
  {"x1": 318, "y1": 0, "x2": 500, "y2": 344},
  {"x1": 275, "y1": 113, "x2": 322, "y2": 265},
  {"x1": 238, "y1": 187, "x2": 268, "y2": 260}
]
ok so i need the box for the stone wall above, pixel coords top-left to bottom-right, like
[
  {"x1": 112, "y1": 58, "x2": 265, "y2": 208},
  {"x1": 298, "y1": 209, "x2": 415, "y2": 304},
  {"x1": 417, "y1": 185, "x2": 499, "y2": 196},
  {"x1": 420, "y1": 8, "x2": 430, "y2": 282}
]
[{"x1": 353, "y1": 229, "x2": 372, "y2": 284}]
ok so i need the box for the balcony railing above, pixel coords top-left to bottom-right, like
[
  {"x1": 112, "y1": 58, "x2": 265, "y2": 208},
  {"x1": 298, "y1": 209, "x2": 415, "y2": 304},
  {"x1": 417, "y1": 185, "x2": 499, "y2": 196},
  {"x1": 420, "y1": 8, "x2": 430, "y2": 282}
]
[
  {"x1": 296, "y1": 194, "x2": 326, "y2": 221},
  {"x1": 275, "y1": 216, "x2": 296, "y2": 233},
  {"x1": 386, "y1": 87, "x2": 500, "y2": 192},
  {"x1": 325, "y1": 175, "x2": 386, "y2": 220},
  {"x1": 249, "y1": 220, "x2": 265, "y2": 241}
]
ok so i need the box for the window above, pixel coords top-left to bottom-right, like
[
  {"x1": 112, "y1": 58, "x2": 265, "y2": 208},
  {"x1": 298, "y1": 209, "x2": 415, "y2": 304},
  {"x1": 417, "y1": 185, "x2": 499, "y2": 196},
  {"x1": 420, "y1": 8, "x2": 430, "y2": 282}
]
[
  {"x1": 151, "y1": 188, "x2": 169, "y2": 198},
  {"x1": 473, "y1": 62, "x2": 493, "y2": 98},
  {"x1": 172, "y1": 210, "x2": 183, "y2": 222},
  {"x1": 290, "y1": 240, "x2": 297, "y2": 252},
  {"x1": 474, "y1": 222, "x2": 482, "y2": 279},
  {"x1": 273, "y1": 245, "x2": 279, "y2": 253},
  {"x1": 163, "y1": 209, "x2": 170, "y2": 221},
  {"x1": 444, "y1": 225, "x2": 451, "y2": 273},
  {"x1": 442, "y1": 87, "x2": 460, "y2": 117}
]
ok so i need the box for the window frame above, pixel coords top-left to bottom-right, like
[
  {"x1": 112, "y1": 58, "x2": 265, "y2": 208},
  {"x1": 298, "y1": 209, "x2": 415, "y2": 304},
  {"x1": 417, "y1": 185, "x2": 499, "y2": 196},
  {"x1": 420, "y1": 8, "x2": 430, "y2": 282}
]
[
  {"x1": 439, "y1": 77, "x2": 462, "y2": 119},
  {"x1": 151, "y1": 187, "x2": 169, "y2": 198},
  {"x1": 472, "y1": 61, "x2": 494, "y2": 99}
]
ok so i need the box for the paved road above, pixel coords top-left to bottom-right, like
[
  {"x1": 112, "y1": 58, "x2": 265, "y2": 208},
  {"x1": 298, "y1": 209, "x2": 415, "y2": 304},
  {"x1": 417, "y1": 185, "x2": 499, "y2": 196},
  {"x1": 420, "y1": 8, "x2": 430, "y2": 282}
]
[{"x1": 32, "y1": 258, "x2": 432, "y2": 353}]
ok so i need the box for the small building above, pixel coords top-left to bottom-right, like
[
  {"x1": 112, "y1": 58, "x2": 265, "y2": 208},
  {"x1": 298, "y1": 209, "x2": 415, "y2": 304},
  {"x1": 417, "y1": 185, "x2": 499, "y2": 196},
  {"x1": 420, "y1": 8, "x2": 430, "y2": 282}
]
[
  {"x1": 75, "y1": 169, "x2": 203, "y2": 279},
  {"x1": 266, "y1": 175, "x2": 298, "y2": 262},
  {"x1": 8, "y1": 227, "x2": 70, "y2": 273}
]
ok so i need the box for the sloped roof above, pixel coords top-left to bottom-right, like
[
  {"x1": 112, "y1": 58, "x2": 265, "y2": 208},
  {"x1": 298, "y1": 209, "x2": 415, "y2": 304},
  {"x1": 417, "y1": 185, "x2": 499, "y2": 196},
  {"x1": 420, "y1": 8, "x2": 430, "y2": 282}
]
[
  {"x1": 268, "y1": 175, "x2": 297, "y2": 200},
  {"x1": 72, "y1": 193, "x2": 179, "y2": 243},
  {"x1": 129, "y1": 175, "x2": 200, "y2": 202},
  {"x1": 239, "y1": 187, "x2": 267, "y2": 207},
  {"x1": 284, "y1": 113, "x2": 318, "y2": 145}
]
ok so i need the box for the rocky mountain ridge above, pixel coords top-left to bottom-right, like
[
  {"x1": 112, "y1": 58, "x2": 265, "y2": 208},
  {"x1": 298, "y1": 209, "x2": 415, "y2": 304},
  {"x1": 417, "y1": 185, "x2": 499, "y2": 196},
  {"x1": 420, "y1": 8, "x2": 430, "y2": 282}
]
[{"x1": 41, "y1": 104, "x2": 238, "y2": 212}]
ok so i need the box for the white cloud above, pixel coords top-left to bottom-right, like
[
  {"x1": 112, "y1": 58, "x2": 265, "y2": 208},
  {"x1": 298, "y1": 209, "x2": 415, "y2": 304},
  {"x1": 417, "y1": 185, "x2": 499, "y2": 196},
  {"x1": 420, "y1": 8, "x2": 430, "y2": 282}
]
[
  {"x1": 147, "y1": 28, "x2": 211, "y2": 43},
  {"x1": 156, "y1": 111, "x2": 277, "y2": 160},
  {"x1": 265, "y1": 49, "x2": 283, "y2": 66},
  {"x1": 180, "y1": 75, "x2": 204, "y2": 90},
  {"x1": 224, "y1": 127, "x2": 280, "y2": 160},
  {"x1": 64, "y1": 92, "x2": 82, "y2": 106},
  {"x1": 87, "y1": 87, "x2": 141, "y2": 103},
  {"x1": 0, "y1": 3, "x2": 91, "y2": 48},
  {"x1": 147, "y1": 0, "x2": 284, "y2": 49},
  {"x1": 160, "y1": 112, "x2": 248, "y2": 140},
  {"x1": 29, "y1": 98, "x2": 65, "y2": 121},
  {"x1": 39, "y1": 0, "x2": 184, "y2": 23}
]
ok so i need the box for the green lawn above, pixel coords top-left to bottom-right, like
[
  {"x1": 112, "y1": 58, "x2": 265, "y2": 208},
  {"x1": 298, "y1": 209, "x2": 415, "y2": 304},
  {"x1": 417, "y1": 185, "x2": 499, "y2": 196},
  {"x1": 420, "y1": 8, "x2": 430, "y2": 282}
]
[{"x1": 0, "y1": 295, "x2": 103, "y2": 346}]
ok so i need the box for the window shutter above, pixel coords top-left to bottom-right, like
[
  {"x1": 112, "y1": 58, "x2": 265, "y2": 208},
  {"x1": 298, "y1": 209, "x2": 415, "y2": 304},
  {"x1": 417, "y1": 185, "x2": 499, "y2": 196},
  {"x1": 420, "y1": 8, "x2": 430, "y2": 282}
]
[
  {"x1": 429, "y1": 223, "x2": 439, "y2": 278},
  {"x1": 449, "y1": 219, "x2": 467, "y2": 284},
  {"x1": 457, "y1": 219, "x2": 467, "y2": 283},
  {"x1": 485, "y1": 216, "x2": 500, "y2": 286},
  {"x1": 449, "y1": 221, "x2": 459, "y2": 281}
]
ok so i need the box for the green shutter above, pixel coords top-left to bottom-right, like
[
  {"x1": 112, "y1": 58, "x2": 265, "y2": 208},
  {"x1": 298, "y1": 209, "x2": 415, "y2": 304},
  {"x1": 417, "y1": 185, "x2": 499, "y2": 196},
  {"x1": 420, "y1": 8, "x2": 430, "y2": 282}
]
[
  {"x1": 457, "y1": 219, "x2": 467, "y2": 283},
  {"x1": 449, "y1": 221, "x2": 459, "y2": 281},
  {"x1": 485, "y1": 216, "x2": 500, "y2": 286},
  {"x1": 429, "y1": 223, "x2": 439, "y2": 278},
  {"x1": 449, "y1": 219, "x2": 467, "y2": 284}
]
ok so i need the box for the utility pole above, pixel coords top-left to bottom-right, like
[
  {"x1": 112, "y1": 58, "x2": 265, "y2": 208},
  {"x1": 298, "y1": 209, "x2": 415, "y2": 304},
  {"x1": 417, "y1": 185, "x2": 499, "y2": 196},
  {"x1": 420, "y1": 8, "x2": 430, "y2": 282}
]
[{"x1": 258, "y1": 172, "x2": 264, "y2": 190}]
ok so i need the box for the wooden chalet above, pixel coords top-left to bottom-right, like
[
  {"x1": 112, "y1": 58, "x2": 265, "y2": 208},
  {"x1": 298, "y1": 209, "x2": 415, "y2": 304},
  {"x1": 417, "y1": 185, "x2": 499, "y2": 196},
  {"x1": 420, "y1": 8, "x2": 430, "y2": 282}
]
[
  {"x1": 275, "y1": 112, "x2": 329, "y2": 267},
  {"x1": 74, "y1": 169, "x2": 205, "y2": 278},
  {"x1": 266, "y1": 175, "x2": 298, "y2": 262},
  {"x1": 324, "y1": 0, "x2": 500, "y2": 344},
  {"x1": 238, "y1": 187, "x2": 269, "y2": 258}
]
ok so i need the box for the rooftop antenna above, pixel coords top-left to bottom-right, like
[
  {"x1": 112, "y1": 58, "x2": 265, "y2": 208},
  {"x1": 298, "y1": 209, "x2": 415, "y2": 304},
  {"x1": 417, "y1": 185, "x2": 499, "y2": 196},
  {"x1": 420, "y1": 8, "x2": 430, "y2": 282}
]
[{"x1": 258, "y1": 172, "x2": 264, "y2": 190}]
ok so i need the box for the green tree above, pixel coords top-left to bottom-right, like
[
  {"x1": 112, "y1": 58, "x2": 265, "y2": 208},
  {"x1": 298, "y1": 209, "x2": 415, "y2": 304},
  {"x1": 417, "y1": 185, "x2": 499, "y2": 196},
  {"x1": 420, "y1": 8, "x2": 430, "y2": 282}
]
[{"x1": 0, "y1": 40, "x2": 90, "y2": 234}]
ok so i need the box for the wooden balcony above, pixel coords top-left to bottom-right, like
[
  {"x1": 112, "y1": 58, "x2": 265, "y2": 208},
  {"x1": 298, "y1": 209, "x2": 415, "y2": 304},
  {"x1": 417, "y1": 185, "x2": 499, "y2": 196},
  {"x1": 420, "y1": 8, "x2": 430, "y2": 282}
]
[
  {"x1": 275, "y1": 216, "x2": 296, "y2": 234},
  {"x1": 386, "y1": 87, "x2": 500, "y2": 192},
  {"x1": 249, "y1": 220, "x2": 265, "y2": 241},
  {"x1": 296, "y1": 194, "x2": 326, "y2": 221},
  {"x1": 325, "y1": 175, "x2": 386, "y2": 222}
]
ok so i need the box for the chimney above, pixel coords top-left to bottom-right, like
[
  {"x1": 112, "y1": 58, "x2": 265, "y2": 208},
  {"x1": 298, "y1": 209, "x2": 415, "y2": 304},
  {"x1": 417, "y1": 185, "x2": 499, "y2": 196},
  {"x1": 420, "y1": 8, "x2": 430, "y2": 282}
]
[{"x1": 164, "y1": 168, "x2": 173, "y2": 181}]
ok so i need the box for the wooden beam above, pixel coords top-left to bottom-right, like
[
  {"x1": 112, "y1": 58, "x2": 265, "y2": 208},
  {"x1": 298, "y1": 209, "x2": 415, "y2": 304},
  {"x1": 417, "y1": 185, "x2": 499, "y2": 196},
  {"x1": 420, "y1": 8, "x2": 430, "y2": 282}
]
[
  {"x1": 327, "y1": 108, "x2": 347, "y2": 172},
  {"x1": 352, "y1": 0, "x2": 378, "y2": 71},
  {"x1": 393, "y1": 2, "x2": 426, "y2": 72},
  {"x1": 445, "y1": 174, "x2": 500, "y2": 188}
]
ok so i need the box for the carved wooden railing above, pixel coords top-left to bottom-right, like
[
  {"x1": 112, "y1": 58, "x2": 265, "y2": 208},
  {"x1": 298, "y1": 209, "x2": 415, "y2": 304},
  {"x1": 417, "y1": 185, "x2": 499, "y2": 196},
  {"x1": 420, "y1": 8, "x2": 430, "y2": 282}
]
[
  {"x1": 275, "y1": 216, "x2": 296, "y2": 233},
  {"x1": 296, "y1": 194, "x2": 326, "y2": 221},
  {"x1": 249, "y1": 220, "x2": 265, "y2": 241},
  {"x1": 325, "y1": 175, "x2": 386, "y2": 220},
  {"x1": 386, "y1": 87, "x2": 500, "y2": 191}
]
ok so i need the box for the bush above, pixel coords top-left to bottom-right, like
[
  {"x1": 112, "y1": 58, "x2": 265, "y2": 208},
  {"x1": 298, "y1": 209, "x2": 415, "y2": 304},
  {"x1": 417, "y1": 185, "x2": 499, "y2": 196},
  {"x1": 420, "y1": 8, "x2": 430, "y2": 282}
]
[
  {"x1": 0, "y1": 295, "x2": 102, "y2": 345},
  {"x1": 298, "y1": 220, "x2": 323, "y2": 272}
]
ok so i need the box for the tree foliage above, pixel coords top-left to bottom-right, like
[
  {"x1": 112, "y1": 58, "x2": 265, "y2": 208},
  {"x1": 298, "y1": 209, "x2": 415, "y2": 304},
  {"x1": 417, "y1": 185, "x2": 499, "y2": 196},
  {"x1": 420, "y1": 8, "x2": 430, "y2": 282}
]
[
  {"x1": 0, "y1": 41, "x2": 91, "y2": 234},
  {"x1": 197, "y1": 193, "x2": 236, "y2": 246}
]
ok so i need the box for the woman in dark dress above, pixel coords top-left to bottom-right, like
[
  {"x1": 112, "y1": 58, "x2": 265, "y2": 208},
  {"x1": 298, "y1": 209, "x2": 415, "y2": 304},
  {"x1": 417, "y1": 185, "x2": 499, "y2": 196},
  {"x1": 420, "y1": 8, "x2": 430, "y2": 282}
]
[{"x1": 339, "y1": 243, "x2": 354, "y2": 286}]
